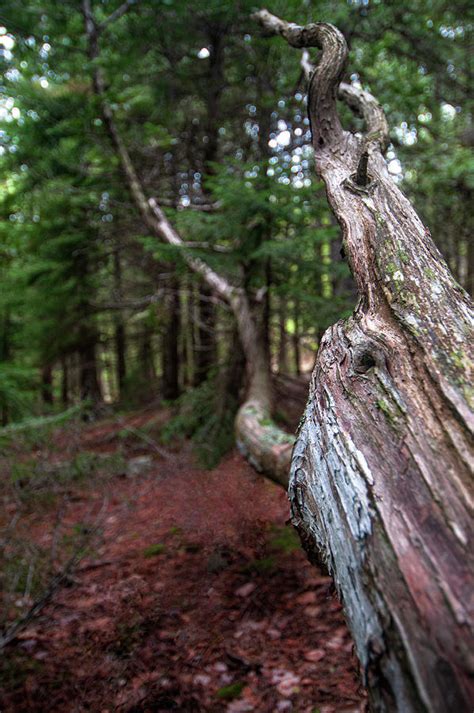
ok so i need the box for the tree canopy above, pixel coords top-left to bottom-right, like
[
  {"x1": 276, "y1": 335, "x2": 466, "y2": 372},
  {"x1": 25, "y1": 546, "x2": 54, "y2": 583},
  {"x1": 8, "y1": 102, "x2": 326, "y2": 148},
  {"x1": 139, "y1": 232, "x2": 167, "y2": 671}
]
[{"x1": 0, "y1": 0, "x2": 472, "y2": 430}]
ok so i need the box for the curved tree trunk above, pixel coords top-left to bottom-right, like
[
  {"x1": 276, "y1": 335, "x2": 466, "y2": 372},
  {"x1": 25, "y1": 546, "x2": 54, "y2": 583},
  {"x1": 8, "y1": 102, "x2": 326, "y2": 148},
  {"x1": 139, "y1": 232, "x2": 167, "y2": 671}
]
[
  {"x1": 255, "y1": 10, "x2": 474, "y2": 713},
  {"x1": 82, "y1": 0, "x2": 293, "y2": 488}
]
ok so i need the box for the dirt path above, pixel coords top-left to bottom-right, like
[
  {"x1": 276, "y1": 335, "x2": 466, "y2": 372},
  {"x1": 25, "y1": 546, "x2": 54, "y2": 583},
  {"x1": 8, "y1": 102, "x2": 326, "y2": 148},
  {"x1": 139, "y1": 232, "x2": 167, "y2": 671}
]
[{"x1": 1, "y1": 415, "x2": 366, "y2": 712}]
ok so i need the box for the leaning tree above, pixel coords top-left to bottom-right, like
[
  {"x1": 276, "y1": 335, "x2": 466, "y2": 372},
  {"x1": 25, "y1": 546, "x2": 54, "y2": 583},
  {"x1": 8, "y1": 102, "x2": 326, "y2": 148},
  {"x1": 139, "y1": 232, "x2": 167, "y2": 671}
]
[
  {"x1": 81, "y1": 2, "x2": 472, "y2": 707},
  {"x1": 81, "y1": 0, "x2": 294, "y2": 487},
  {"x1": 254, "y1": 9, "x2": 474, "y2": 713}
]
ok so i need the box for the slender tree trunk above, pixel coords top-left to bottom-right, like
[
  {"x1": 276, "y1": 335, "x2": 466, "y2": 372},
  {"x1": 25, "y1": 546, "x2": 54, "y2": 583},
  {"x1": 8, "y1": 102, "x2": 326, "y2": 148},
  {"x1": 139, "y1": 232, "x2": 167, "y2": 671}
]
[
  {"x1": 194, "y1": 284, "x2": 216, "y2": 386},
  {"x1": 140, "y1": 326, "x2": 155, "y2": 383},
  {"x1": 78, "y1": 332, "x2": 101, "y2": 403},
  {"x1": 216, "y1": 323, "x2": 246, "y2": 417},
  {"x1": 256, "y1": 10, "x2": 474, "y2": 713},
  {"x1": 292, "y1": 301, "x2": 301, "y2": 376},
  {"x1": 0, "y1": 310, "x2": 10, "y2": 425},
  {"x1": 278, "y1": 296, "x2": 288, "y2": 374},
  {"x1": 181, "y1": 279, "x2": 195, "y2": 388},
  {"x1": 61, "y1": 357, "x2": 69, "y2": 406},
  {"x1": 113, "y1": 251, "x2": 127, "y2": 394},
  {"x1": 41, "y1": 364, "x2": 53, "y2": 406},
  {"x1": 192, "y1": 24, "x2": 224, "y2": 386},
  {"x1": 115, "y1": 321, "x2": 126, "y2": 395},
  {"x1": 263, "y1": 258, "x2": 272, "y2": 363},
  {"x1": 162, "y1": 279, "x2": 180, "y2": 400}
]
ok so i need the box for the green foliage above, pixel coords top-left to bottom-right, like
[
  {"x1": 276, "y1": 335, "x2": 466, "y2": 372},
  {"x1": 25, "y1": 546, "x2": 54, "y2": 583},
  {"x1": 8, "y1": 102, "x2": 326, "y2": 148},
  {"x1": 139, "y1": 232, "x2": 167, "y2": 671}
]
[
  {"x1": 0, "y1": 364, "x2": 36, "y2": 423},
  {"x1": 0, "y1": 0, "x2": 471, "y2": 427},
  {"x1": 143, "y1": 543, "x2": 166, "y2": 557},
  {"x1": 269, "y1": 524, "x2": 301, "y2": 554},
  {"x1": 0, "y1": 404, "x2": 85, "y2": 451},
  {"x1": 216, "y1": 682, "x2": 245, "y2": 700},
  {"x1": 241, "y1": 556, "x2": 277, "y2": 574},
  {"x1": 9, "y1": 452, "x2": 125, "y2": 498}
]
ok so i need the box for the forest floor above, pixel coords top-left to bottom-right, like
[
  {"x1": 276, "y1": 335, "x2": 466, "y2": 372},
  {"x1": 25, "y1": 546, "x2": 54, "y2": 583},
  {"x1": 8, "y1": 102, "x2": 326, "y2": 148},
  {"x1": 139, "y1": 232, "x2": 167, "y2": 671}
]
[{"x1": 0, "y1": 407, "x2": 367, "y2": 713}]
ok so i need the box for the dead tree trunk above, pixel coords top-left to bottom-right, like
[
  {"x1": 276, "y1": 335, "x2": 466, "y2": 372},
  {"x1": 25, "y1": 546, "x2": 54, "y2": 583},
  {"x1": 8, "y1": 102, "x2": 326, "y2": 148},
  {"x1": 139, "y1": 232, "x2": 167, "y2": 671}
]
[
  {"x1": 82, "y1": 0, "x2": 293, "y2": 487},
  {"x1": 255, "y1": 10, "x2": 474, "y2": 713}
]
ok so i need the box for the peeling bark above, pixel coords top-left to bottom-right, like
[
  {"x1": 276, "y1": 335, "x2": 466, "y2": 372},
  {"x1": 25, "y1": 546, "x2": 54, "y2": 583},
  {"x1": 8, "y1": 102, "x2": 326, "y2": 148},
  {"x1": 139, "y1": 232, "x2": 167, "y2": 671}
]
[{"x1": 255, "y1": 9, "x2": 474, "y2": 713}]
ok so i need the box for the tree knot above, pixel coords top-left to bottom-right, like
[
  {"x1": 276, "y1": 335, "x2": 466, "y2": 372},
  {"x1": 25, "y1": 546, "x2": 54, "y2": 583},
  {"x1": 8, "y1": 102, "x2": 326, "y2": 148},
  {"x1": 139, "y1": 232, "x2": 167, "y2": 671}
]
[{"x1": 343, "y1": 173, "x2": 377, "y2": 196}]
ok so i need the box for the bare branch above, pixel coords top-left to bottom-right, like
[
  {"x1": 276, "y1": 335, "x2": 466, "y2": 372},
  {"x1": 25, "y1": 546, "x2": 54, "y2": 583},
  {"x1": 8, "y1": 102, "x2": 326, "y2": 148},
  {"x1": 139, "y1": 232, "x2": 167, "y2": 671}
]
[
  {"x1": 253, "y1": 9, "x2": 347, "y2": 149},
  {"x1": 338, "y1": 82, "x2": 389, "y2": 151},
  {"x1": 99, "y1": 0, "x2": 138, "y2": 32},
  {"x1": 182, "y1": 241, "x2": 232, "y2": 253},
  {"x1": 95, "y1": 292, "x2": 163, "y2": 311},
  {"x1": 158, "y1": 197, "x2": 222, "y2": 212},
  {"x1": 300, "y1": 49, "x2": 389, "y2": 152}
]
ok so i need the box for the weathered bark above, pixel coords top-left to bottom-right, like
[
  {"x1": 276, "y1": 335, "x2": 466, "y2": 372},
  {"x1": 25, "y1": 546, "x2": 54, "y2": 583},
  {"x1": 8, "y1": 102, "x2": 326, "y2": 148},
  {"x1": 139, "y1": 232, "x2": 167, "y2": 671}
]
[
  {"x1": 82, "y1": 0, "x2": 293, "y2": 487},
  {"x1": 255, "y1": 9, "x2": 474, "y2": 713}
]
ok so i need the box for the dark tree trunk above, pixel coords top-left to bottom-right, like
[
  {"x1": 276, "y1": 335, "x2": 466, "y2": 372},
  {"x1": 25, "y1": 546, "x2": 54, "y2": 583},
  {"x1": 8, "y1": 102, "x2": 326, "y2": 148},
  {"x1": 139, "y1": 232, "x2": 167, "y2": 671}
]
[
  {"x1": 78, "y1": 331, "x2": 101, "y2": 403},
  {"x1": 256, "y1": 10, "x2": 474, "y2": 713},
  {"x1": 0, "y1": 311, "x2": 10, "y2": 425},
  {"x1": 263, "y1": 258, "x2": 272, "y2": 363},
  {"x1": 115, "y1": 322, "x2": 126, "y2": 394},
  {"x1": 194, "y1": 284, "x2": 216, "y2": 386},
  {"x1": 162, "y1": 279, "x2": 180, "y2": 400},
  {"x1": 140, "y1": 327, "x2": 155, "y2": 383},
  {"x1": 278, "y1": 296, "x2": 288, "y2": 374},
  {"x1": 292, "y1": 301, "x2": 301, "y2": 376},
  {"x1": 113, "y1": 251, "x2": 127, "y2": 393},
  {"x1": 216, "y1": 323, "x2": 246, "y2": 415},
  {"x1": 191, "y1": 24, "x2": 223, "y2": 387},
  {"x1": 61, "y1": 357, "x2": 69, "y2": 406},
  {"x1": 181, "y1": 278, "x2": 194, "y2": 388},
  {"x1": 41, "y1": 364, "x2": 53, "y2": 406}
]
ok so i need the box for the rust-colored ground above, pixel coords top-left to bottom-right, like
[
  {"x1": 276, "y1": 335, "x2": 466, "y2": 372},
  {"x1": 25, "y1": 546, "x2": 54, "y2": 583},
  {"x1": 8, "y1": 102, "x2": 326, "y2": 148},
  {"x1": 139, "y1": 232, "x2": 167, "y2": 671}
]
[{"x1": 0, "y1": 412, "x2": 366, "y2": 712}]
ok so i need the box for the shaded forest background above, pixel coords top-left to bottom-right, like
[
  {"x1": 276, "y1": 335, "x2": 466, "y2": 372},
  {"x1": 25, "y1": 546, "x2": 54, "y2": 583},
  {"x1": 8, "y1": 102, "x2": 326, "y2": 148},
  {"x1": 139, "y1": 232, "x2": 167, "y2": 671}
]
[{"x1": 0, "y1": 0, "x2": 472, "y2": 465}]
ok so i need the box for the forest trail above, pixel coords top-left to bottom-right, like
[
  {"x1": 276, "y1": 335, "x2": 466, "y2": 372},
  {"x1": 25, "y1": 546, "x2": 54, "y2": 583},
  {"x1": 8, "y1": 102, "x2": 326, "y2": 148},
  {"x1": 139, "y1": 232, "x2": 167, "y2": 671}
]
[{"x1": 1, "y1": 410, "x2": 366, "y2": 712}]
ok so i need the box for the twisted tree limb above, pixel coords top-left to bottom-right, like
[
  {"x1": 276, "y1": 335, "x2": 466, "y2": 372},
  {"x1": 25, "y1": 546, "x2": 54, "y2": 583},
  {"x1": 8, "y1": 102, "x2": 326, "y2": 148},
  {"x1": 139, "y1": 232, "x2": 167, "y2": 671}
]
[
  {"x1": 255, "y1": 9, "x2": 473, "y2": 713},
  {"x1": 82, "y1": 0, "x2": 292, "y2": 487}
]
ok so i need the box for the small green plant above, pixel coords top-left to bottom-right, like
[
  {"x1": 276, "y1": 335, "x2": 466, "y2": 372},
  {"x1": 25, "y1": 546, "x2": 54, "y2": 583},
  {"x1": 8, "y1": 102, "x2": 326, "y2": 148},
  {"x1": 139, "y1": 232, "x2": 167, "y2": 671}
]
[
  {"x1": 269, "y1": 524, "x2": 301, "y2": 553},
  {"x1": 143, "y1": 543, "x2": 166, "y2": 557},
  {"x1": 241, "y1": 556, "x2": 276, "y2": 574},
  {"x1": 0, "y1": 404, "x2": 85, "y2": 452},
  {"x1": 161, "y1": 375, "x2": 237, "y2": 468},
  {"x1": 216, "y1": 681, "x2": 245, "y2": 700}
]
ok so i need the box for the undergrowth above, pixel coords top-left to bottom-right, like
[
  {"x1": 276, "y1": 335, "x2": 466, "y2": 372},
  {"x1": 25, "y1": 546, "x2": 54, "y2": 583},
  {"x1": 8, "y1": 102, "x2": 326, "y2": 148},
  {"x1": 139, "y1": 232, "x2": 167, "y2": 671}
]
[
  {"x1": 0, "y1": 413, "x2": 125, "y2": 648},
  {"x1": 161, "y1": 376, "x2": 238, "y2": 468}
]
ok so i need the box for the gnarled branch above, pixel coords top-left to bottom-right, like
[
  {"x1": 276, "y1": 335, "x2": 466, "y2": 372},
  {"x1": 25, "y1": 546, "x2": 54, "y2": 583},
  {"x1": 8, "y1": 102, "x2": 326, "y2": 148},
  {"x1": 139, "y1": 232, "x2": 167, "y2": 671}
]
[
  {"x1": 253, "y1": 9, "x2": 347, "y2": 148},
  {"x1": 99, "y1": 0, "x2": 138, "y2": 32}
]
